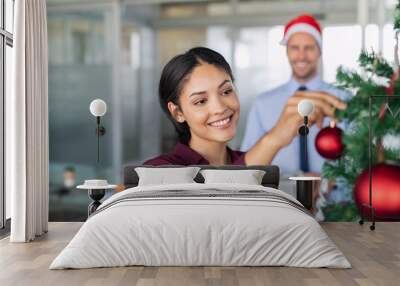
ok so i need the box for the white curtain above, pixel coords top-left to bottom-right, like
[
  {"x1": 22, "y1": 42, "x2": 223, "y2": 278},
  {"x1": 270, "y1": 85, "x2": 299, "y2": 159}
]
[{"x1": 7, "y1": 0, "x2": 49, "y2": 242}]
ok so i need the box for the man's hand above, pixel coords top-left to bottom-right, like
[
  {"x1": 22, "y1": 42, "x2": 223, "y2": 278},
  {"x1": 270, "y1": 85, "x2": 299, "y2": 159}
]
[{"x1": 268, "y1": 91, "x2": 347, "y2": 149}]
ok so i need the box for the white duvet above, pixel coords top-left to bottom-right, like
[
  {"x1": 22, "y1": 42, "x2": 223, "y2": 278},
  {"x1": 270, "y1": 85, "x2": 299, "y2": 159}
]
[{"x1": 50, "y1": 183, "x2": 351, "y2": 269}]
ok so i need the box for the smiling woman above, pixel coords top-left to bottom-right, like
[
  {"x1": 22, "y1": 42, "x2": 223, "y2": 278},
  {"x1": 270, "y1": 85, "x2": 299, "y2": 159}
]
[
  {"x1": 144, "y1": 47, "x2": 246, "y2": 166},
  {"x1": 144, "y1": 47, "x2": 345, "y2": 166}
]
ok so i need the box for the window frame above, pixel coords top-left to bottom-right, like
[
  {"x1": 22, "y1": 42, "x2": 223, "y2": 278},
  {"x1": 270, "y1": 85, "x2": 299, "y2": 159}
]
[{"x1": 0, "y1": 0, "x2": 14, "y2": 230}]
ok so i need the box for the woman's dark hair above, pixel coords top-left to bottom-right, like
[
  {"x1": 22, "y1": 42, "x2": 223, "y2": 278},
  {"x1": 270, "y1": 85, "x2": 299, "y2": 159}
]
[{"x1": 159, "y1": 47, "x2": 235, "y2": 145}]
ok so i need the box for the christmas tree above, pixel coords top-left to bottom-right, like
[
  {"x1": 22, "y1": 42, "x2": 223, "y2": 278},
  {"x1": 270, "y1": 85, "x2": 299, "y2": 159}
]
[{"x1": 321, "y1": 1, "x2": 400, "y2": 221}]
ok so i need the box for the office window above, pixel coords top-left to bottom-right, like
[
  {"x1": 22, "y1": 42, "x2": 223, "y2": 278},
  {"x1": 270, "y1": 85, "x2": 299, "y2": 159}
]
[
  {"x1": 230, "y1": 26, "x2": 291, "y2": 149},
  {"x1": 323, "y1": 25, "x2": 362, "y2": 83},
  {"x1": 383, "y1": 24, "x2": 395, "y2": 63},
  {"x1": 47, "y1": 6, "x2": 157, "y2": 221},
  {"x1": 365, "y1": 24, "x2": 379, "y2": 53}
]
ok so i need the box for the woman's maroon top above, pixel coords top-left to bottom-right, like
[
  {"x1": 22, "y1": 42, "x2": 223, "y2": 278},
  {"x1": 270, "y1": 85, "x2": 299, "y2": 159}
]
[{"x1": 143, "y1": 142, "x2": 246, "y2": 166}]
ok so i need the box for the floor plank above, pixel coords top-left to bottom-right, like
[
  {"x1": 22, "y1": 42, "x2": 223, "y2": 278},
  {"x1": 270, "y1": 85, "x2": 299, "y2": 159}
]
[{"x1": 0, "y1": 222, "x2": 399, "y2": 286}]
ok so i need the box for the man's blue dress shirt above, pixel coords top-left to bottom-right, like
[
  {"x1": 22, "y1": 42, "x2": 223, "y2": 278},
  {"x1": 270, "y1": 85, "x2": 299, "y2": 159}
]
[{"x1": 241, "y1": 75, "x2": 348, "y2": 174}]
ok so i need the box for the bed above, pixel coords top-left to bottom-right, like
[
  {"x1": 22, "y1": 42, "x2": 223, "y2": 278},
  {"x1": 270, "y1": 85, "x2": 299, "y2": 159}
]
[{"x1": 50, "y1": 165, "x2": 350, "y2": 269}]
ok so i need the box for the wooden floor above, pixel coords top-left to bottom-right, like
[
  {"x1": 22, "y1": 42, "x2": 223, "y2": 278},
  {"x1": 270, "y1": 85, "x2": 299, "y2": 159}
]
[{"x1": 0, "y1": 222, "x2": 399, "y2": 286}]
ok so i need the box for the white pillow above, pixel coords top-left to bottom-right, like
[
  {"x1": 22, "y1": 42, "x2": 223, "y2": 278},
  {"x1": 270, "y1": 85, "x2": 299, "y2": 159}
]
[
  {"x1": 135, "y1": 167, "x2": 201, "y2": 186},
  {"x1": 200, "y1": 169, "x2": 266, "y2": 185}
]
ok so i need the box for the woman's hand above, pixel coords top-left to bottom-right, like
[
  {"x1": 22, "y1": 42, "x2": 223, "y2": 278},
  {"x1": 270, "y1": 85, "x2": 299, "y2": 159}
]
[
  {"x1": 269, "y1": 90, "x2": 347, "y2": 149},
  {"x1": 245, "y1": 91, "x2": 346, "y2": 166}
]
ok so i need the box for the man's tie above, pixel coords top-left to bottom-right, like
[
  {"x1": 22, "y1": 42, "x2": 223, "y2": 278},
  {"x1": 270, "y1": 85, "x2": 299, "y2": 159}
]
[{"x1": 297, "y1": 86, "x2": 309, "y2": 172}]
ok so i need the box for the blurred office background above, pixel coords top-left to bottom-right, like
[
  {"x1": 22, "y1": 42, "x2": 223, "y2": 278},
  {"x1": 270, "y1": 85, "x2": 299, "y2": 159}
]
[{"x1": 44, "y1": 0, "x2": 398, "y2": 220}]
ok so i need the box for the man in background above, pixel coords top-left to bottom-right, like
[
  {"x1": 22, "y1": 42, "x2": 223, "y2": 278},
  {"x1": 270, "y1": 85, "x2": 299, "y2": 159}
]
[
  {"x1": 241, "y1": 15, "x2": 349, "y2": 218},
  {"x1": 241, "y1": 14, "x2": 347, "y2": 176}
]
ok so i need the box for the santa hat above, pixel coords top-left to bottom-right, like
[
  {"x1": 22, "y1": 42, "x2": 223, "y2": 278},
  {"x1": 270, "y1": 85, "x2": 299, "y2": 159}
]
[{"x1": 280, "y1": 14, "x2": 322, "y2": 48}]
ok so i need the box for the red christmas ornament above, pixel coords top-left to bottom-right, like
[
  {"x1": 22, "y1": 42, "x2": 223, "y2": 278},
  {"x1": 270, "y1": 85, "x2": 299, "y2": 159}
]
[
  {"x1": 354, "y1": 163, "x2": 400, "y2": 219},
  {"x1": 315, "y1": 125, "x2": 344, "y2": 159}
]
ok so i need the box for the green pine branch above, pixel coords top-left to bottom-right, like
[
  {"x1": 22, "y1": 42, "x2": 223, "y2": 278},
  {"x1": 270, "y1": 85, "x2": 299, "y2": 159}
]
[{"x1": 358, "y1": 50, "x2": 393, "y2": 78}]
